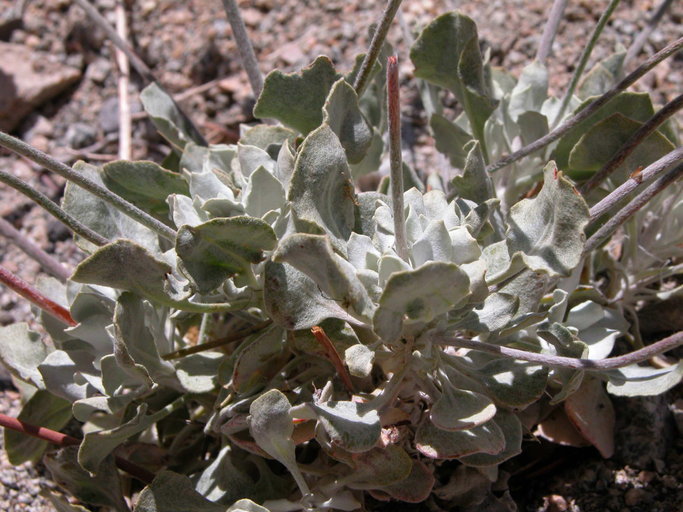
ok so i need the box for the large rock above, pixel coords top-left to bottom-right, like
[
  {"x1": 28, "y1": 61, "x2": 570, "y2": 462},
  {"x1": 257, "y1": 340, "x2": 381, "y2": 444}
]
[{"x1": 0, "y1": 42, "x2": 81, "y2": 132}]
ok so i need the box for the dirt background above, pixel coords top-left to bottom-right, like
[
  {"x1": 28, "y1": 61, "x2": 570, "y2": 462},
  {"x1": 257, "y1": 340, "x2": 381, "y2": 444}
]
[{"x1": 0, "y1": 0, "x2": 681, "y2": 510}]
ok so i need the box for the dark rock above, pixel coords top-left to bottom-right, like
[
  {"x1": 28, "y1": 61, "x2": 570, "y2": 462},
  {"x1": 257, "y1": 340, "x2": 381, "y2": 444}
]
[{"x1": 65, "y1": 122, "x2": 97, "y2": 149}]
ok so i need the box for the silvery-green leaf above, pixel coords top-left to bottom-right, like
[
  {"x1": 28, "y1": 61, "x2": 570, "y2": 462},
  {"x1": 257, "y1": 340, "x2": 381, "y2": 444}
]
[
  {"x1": 567, "y1": 114, "x2": 675, "y2": 180},
  {"x1": 476, "y1": 356, "x2": 548, "y2": 408},
  {"x1": 455, "y1": 293, "x2": 518, "y2": 333},
  {"x1": 238, "y1": 143, "x2": 275, "y2": 177},
  {"x1": 79, "y1": 398, "x2": 183, "y2": 474},
  {"x1": 347, "y1": 232, "x2": 380, "y2": 271},
  {"x1": 176, "y1": 216, "x2": 276, "y2": 293},
  {"x1": 140, "y1": 82, "x2": 206, "y2": 150},
  {"x1": 564, "y1": 377, "x2": 614, "y2": 458},
  {"x1": 415, "y1": 417, "x2": 505, "y2": 459},
  {"x1": 451, "y1": 140, "x2": 495, "y2": 204},
  {"x1": 430, "y1": 113, "x2": 472, "y2": 169},
  {"x1": 605, "y1": 361, "x2": 683, "y2": 396},
  {"x1": 345, "y1": 344, "x2": 374, "y2": 377},
  {"x1": 497, "y1": 266, "x2": 549, "y2": 317},
  {"x1": 567, "y1": 301, "x2": 628, "y2": 359},
  {"x1": 273, "y1": 234, "x2": 375, "y2": 322},
  {"x1": 506, "y1": 162, "x2": 589, "y2": 277},
  {"x1": 174, "y1": 352, "x2": 223, "y2": 394},
  {"x1": 350, "y1": 128, "x2": 383, "y2": 179},
  {"x1": 323, "y1": 78, "x2": 373, "y2": 164},
  {"x1": 249, "y1": 390, "x2": 310, "y2": 496},
  {"x1": 449, "y1": 226, "x2": 481, "y2": 264},
  {"x1": 72, "y1": 395, "x2": 133, "y2": 422},
  {"x1": 0, "y1": 323, "x2": 49, "y2": 387},
  {"x1": 244, "y1": 166, "x2": 286, "y2": 218},
  {"x1": 374, "y1": 262, "x2": 470, "y2": 344},
  {"x1": 342, "y1": 445, "x2": 413, "y2": 489},
  {"x1": 371, "y1": 201, "x2": 395, "y2": 252},
  {"x1": 195, "y1": 445, "x2": 256, "y2": 504},
  {"x1": 275, "y1": 140, "x2": 296, "y2": 191},
  {"x1": 240, "y1": 124, "x2": 296, "y2": 152},
  {"x1": 463, "y1": 199, "x2": 499, "y2": 238},
  {"x1": 254, "y1": 56, "x2": 341, "y2": 135},
  {"x1": 552, "y1": 92, "x2": 657, "y2": 169},
  {"x1": 41, "y1": 490, "x2": 93, "y2": 512},
  {"x1": 263, "y1": 261, "x2": 359, "y2": 330},
  {"x1": 64, "y1": 285, "x2": 117, "y2": 357},
  {"x1": 577, "y1": 51, "x2": 625, "y2": 100},
  {"x1": 518, "y1": 111, "x2": 549, "y2": 145},
  {"x1": 182, "y1": 144, "x2": 236, "y2": 189},
  {"x1": 135, "y1": 470, "x2": 224, "y2": 512},
  {"x1": 289, "y1": 124, "x2": 356, "y2": 251},
  {"x1": 227, "y1": 500, "x2": 270, "y2": 512},
  {"x1": 290, "y1": 318, "x2": 360, "y2": 358},
  {"x1": 410, "y1": 12, "x2": 497, "y2": 147},
  {"x1": 430, "y1": 383, "x2": 496, "y2": 431},
  {"x1": 461, "y1": 258, "x2": 488, "y2": 303},
  {"x1": 102, "y1": 160, "x2": 189, "y2": 225},
  {"x1": 38, "y1": 349, "x2": 97, "y2": 402},
  {"x1": 62, "y1": 162, "x2": 161, "y2": 254},
  {"x1": 458, "y1": 410, "x2": 523, "y2": 466},
  {"x1": 508, "y1": 60, "x2": 548, "y2": 120},
  {"x1": 311, "y1": 400, "x2": 381, "y2": 452},
  {"x1": 45, "y1": 448, "x2": 128, "y2": 512},
  {"x1": 232, "y1": 326, "x2": 285, "y2": 394},
  {"x1": 412, "y1": 219, "x2": 455, "y2": 266},
  {"x1": 4, "y1": 390, "x2": 71, "y2": 465},
  {"x1": 380, "y1": 459, "x2": 435, "y2": 503},
  {"x1": 169, "y1": 194, "x2": 206, "y2": 228}
]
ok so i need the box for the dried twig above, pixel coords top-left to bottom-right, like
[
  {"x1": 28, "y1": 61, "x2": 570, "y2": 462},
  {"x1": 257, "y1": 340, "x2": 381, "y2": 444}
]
[
  {"x1": 536, "y1": 0, "x2": 568, "y2": 64},
  {"x1": 624, "y1": 0, "x2": 675, "y2": 69},
  {"x1": 114, "y1": 0, "x2": 131, "y2": 160},
  {"x1": 487, "y1": 36, "x2": 683, "y2": 173},
  {"x1": 581, "y1": 93, "x2": 683, "y2": 194},
  {"x1": 162, "y1": 321, "x2": 272, "y2": 360},
  {"x1": 311, "y1": 326, "x2": 355, "y2": 394},
  {"x1": 0, "y1": 217, "x2": 70, "y2": 281}
]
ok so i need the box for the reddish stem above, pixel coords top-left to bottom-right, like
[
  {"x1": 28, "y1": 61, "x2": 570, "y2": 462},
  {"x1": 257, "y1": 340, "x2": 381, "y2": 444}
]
[
  {"x1": 311, "y1": 326, "x2": 355, "y2": 394},
  {"x1": 0, "y1": 265, "x2": 76, "y2": 327},
  {"x1": 0, "y1": 412, "x2": 154, "y2": 484}
]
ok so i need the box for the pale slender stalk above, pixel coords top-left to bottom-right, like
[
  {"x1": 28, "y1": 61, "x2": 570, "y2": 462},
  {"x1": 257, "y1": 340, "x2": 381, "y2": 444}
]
[
  {"x1": 0, "y1": 265, "x2": 76, "y2": 326},
  {"x1": 537, "y1": 0, "x2": 568, "y2": 63},
  {"x1": 0, "y1": 217, "x2": 70, "y2": 282},
  {"x1": 553, "y1": 0, "x2": 622, "y2": 126},
  {"x1": 0, "y1": 168, "x2": 109, "y2": 247},
  {"x1": 0, "y1": 412, "x2": 154, "y2": 484},
  {"x1": 438, "y1": 330, "x2": 683, "y2": 371},
  {"x1": 162, "y1": 321, "x2": 271, "y2": 360},
  {"x1": 581, "y1": 93, "x2": 683, "y2": 194},
  {"x1": 220, "y1": 0, "x2": 264, "y2": 97},
  {"x1": 584, "y1": 162, "x2": 683, "y2": 254},
  {"x1": 387, "y1": 56, "x2": 409, "y2": 262},
  {"x1": 353, "y1": 0, "x2": 404, "y2": 96},
  {"x1": 589, "y1": 147, "x2": 683, "y2": 219},
  {"x1": 487, "y1": 36, "x2": 683, "y2": 173},
  {"x1": 0, "y1": 132, "x2": 177, "y2": 242},
  {"x1": 624, "y1": 0, "x2": 674, "y2": 69},
  {"x1": 72, "y1": 0, "x2": 207, "y2": 146},
  {"x1": 115, "y1": 0, "x2": 131, "y2": 160}
]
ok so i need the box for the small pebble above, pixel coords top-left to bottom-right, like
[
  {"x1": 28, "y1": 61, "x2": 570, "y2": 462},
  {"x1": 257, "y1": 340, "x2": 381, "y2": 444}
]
[{"x1": 624, "y1": 488, "x2": 650, "y2": 507}]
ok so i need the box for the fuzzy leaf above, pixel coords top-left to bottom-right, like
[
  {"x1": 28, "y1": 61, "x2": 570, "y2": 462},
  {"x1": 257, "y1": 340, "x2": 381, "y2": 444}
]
[
  {"x1": 508, "y1": 60, "x2": 548, "y2": 119},
  {"x1": 506, "y1": 162, "x2": 589, "y2": 277},
  {"x1": 350, "y1": 128, "x2": 383, "y2": 179},
  {"x1": 605, "y1": 361, "x2": 683, "y2": 396},
  {"x1": 430, "y1": 113, "x2": 472, "y2": 169},
  {"x1": 577, "y1": 51, "x2": 625, "y2": 100},
  {"x1": 249, "y1": 390, "x2": 309, "y2": 496},
  {"x1": 174, "y1": 352, "x2": 223, "y2": 394},
  {"x1": 477, "y1": 357, "x2": 548, "y2": 408},
  {"x1": 411, "y1": 12, "x2": 497, "y2": 144},
  {"x1": 311, "y1": 401, "x2": 381, "y2": 453},
  {"x1": 458, "y1": 410, "x2": 523, "y2": 466},
  {"x1": 431, "y1": 384, "x2": 496, "y2": 431},
  {"x1": 288, "y1": 124, "x2": 356, "y2": 251},
  {"x1": 380, "y1": 460, "x2": 435, "y2": 503},
  {"x1": 374, "y1": 262, "x2": 470, "y2": 344},
  {"x1": 135, "y1": 471, "x2": 225, "y2": 512},
  {"x1": 455, "y1": 293, "x2": 518, "y2": 333},
  {"x1": 176, "y1": 216, "x2": 276, "y2": 293},
  {"x1": 195, "y1": 446, "x2": 256, "y2": 504},
  {"x1": 415, "y1": 418, "x2": 505, "y2": 459},
  {"x1": 0, "y1": 323, "x2": 49, "y2": 387},
  {"x1": 343, "y1": 445, "x2": 413, "y2": 489},
  {"x1": 323, "y1": 78, "x2": 373, "y2": 164},
  {"x1": 102, "y1": 160, "x2": 189, "y2": 224},
  {"x1": 344, "y1": 344, "x2": 374, "y2": 377},
  {"x1": 565, "y1": 377, "x2": 614, "y2": 458},
  {"x1": 140, "y1": 82, "x2": 205, "y2": 150},
  {"x1": 232, "y1": 326, "x2": 285, "y2": 394},
  {"x1": 451, "y1": 141, "x2": 495, "y2": 203},
  {"x1": 243, "y1": 166, "x2": 286, "y2": 218},
  {"x1": 240, "y1": 125, "x2": 297, "y2": 151},
  {"x1": 4, "y1": 390, "x2": 71, "y2": 465},
  {"x1": 254, "y1": 56, "x2": 341, "y2": 135},
  {"x1": 274, "y1": 234, "x2": 375, "y2": 322}
]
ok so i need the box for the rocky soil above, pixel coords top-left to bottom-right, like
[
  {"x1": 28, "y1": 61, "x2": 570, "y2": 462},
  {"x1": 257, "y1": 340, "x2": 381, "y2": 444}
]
[{"x1": 0, "y1": 0, "x2": 681, "y2": 510}]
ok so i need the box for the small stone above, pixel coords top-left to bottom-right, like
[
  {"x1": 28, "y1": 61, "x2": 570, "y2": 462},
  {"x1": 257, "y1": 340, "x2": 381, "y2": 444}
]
[
  {"x1": 542, "y1": 494, "x2": 568, "y2": 512},
  {"x1": 624, "y1": 488, "x2": 649, "y2": 507},
  {"x1": 99, "y1": 96, "x2": 119, "y2": 133},
  {"x1": 65, "y1": 122, "x2": 97, "y2": 149},
  {"x1": 637, "y1": 470, "x2": 656, "y2": 484},
  {"x1": 86, "y1": 58, "x2": 112, "y2": 84},
  {"x1": 240, "y1": 8, "x2": 262, "y2": 27}
]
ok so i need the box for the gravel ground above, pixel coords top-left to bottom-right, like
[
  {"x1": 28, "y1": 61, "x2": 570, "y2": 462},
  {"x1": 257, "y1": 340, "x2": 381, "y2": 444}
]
[{"x1": 0, "y1": 0, "x2": 681, "y2": 510}]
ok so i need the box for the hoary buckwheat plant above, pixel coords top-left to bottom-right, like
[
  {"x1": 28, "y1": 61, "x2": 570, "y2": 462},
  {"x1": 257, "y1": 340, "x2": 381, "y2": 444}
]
[{"x1": 0, "y1": 1, "x2": 681, "y2": 511}]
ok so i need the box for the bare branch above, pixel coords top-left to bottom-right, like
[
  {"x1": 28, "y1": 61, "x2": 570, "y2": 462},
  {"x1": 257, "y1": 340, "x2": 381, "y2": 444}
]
[
  {"x1": 624, "y1": 0, "x2": 675, "y2": 69},
  {"x1": 114, "y1": 0, "x2": 131, "y2": 160},
  {"x1": 220, "y1": 0, "x2": 264, "y2": 97},
  {"x1": 537, "y1": 0, "x2": 568, "y2": 64}
]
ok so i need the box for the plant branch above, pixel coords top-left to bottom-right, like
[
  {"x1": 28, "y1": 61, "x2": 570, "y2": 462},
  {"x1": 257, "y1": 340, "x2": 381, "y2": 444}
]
[
  {"x1": 584, "y1": 161, "x2": 683, "y2": 254},
  {"x1": 624, "y1": 0, "x2": 675, "y2": 69},
  {"x1": 487, "y1": 36, "x2": 683, "y2": 173},
  {"x1": 0, "y1": 132, "x2": 177, "y2": 242},
  {"x1": 387, "y1": 56, "x2": 410, "y2": 262},
  {"x1": 0, "y1": 412, "x2": 154, "y2": 484},
  {"x1": 220, "y1": 0, "x2": 264, "y2": 98},
  {"x1": 536, "y1": 0, "x2": 568, "y2": 64},
  {"x1": 162, "y1": 321, "x2": 271, "y2": 360},
  {"x1": 353, "y1": 0, "x2": 404, "y2": 96},
  {"x1": 0, "y1": 217, "x2": 70, "y2": 282},
  {"x1": 115, "y1": 0, "x2": 132, "y2": 161},
  {"x1": 588, "y1": 147, "x2": 683, "y2": 219},
  {"x1": 0, "y1": 265, "x2": 76, "y2": 326},
  {"x1": 437, "y1": 330, "x2": 683, "y2": 371},
  {"x1": 311, "y1": 326, "x2": 355, "y2": 394},
  {"x1": 581, "y1": 93, "x2": 683, "y2": 194},
  {"x1": 553, "y1": 0, "x2": 622, "y2": 126}
]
